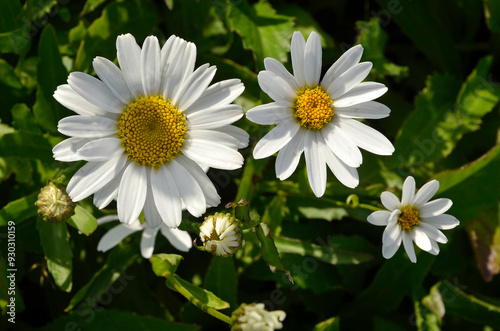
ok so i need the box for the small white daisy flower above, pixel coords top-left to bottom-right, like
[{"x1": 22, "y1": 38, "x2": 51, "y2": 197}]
[
  {"x1": 96, "y1": 215, "x2": 192, "y2": 259},
  {"x1": 199, "y1": 213, "x2": 241, "y2": 257},
  {"x1": 53, "y1": 34, "x2": 248, "y2": 228},
  {"x1": 231, "y1": 303, "x2": 286, "y2": 331},
  {"x1": 367, "y1": 176, "x2": 460, "y2": 263},
  {"x1": 246, "y1": 31, "x2": 394, "y2": 197}
]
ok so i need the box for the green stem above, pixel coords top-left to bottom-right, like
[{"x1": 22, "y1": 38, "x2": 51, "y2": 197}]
[{"x1": 166, "y1": 274, "x2": 233, "y2": 325}]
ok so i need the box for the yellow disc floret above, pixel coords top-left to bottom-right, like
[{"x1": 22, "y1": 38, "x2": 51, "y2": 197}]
[
  {"x1": 398, "y1": 206, "x2": 421, "y2": 231},
  {"x1": 293, "y1": 86, "x2": 334, "y2": 130},
  {"x1": 117, "y1": 95, "x2": 186, "y2": 168}
]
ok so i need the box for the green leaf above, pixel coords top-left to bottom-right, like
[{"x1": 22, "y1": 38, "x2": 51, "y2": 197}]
[
  {"x1": 166, "y1": 275, "x2": 230, "y2": 310},
  {"x1": 66, "y1": 242, "x2": 140, "y2": 311},
  {"x1": 0, "y1": 131, "x2": 54, "y2": 162},
  {"x1": 33, "y1": 24, "x2": 69, "y2": 133},
  {"x1": 375, "y1": 0, "x2": 460, "y2": 72},
  {"x1": 484, "y1": 0, "x2": 500, "y2": 32},
  {"x1": 150, "y1": 254, "x2": 183, "y2": 277},
  {"x1": 164, "y1": 0, "x2": 174, "y2": 10},
  {"x1": 273, "y1": 235, "x2": 372, "y2": 265},
  {"x1": 66, "y1": 205, "x2": 97, "y2": 236},
  {"x1": 80, "y1": 0, "x2": 108, "y2": 15},
  {"x1": 42, "y1": 309, "x2": 200, "y2": 331},
  {"x1": 254, "y1": 223, "x2": 293, "y2": 283},
  {"x1": 205, "y1": 256, "x2": 237, "y2": 310},
  {"x1": 435, "y1": 144, "x2": 500, "y2": 222},
  {"x1": 0, "y1": 59, "x2": 27, "y2": 110},
  {"x1": 355, "y1": 18, "x2": 408, "y2": 79},
  {"x1": 413, "y1": 300, "x2": 441, "y2": 331},
  {"x1": 75, "y1": 0, "x2": 159, "y2": 72},
  {"x1": 465, "y1": 202, "x2": 500, "y2": 282},
  {"x1": 314, "y1": 316, "x2": 340, "y2": 331},
  {"x1": 437, "y1": 280, "x2": 500, "y2": 326},
  {"x1": 11, "y1": 103, "x2": 40, "y2": 134},
  {"x1": 37, "y1": 220, "x2": 73, "y2": 292},
  {"x1": 0, "y1": 0, "x2": 22, "y2": 32},
  {"x1": 230, "y1": 0, "x2": 294, "y2": 70},
  {"x1": 0, "y1": 191, "x2": 38, "y2": 226}
]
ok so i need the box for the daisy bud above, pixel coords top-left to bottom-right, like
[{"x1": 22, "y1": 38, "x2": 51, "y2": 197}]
[
  {"x1": 231, "y1": 303, "x2": 286, "y2": 331},
  {"x1": 199, "y1": 213, "x2": 241, "y2": 257},
  {"x1": 35, "y1": 182, "x2": 75, "y2": 223}
]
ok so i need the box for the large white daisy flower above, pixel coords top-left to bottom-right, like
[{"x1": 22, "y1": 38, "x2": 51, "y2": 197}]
[
  {"x1": 367, "y1": 176, "x2": 460, "y2": 263},
  {"x1": 53, "y1": 34, "x2": 248, "y2": 228},
  {"x1": 96, "y1": 215, "x2": 192, "y2": 259},
  {"x1": 246, "y1": 31, "x2": 394, "y2": 197}
]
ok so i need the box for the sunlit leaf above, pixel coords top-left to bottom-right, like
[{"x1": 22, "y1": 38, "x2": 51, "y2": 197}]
[
  {"x1": 0, "y1": 191, "x2": 38, "y2": 226},
  {"x1": 66, "y1": 205, "x2": 97, "y2": 236},
  {"x1": 150, "y1": 253, "x2": 183, "y2": 277},
  {"x1": 166, "y1": 275, "x2": 230, "y2": 310},
  {"x1": 314, "y1": 316, "x2": 340, "y2": 331}
]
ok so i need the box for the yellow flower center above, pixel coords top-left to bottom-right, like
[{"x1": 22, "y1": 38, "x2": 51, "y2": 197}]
[
  {"x1": 293, "y1": 86, "x2": 334, "y2": 130},
  {"x1": 117, "y1": 95, "x2": 186, "y2": 169},
  {"x1": 398, "y1": 206, "x2": 421, "y2": 231}
]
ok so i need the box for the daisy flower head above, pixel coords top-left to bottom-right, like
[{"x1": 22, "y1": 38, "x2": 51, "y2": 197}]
[
  {"x1": 96, "y1": 215, "x2": 192, "y2": 259},
  {"x1": 246, "y1": 31, "x2": 394, "y2": 197},
  {"x1": 367, "y1": 176, "x2": 460, "y2": 263},
  {"x1": 53, "y1": 34, "x2": 249, "y2": 228}
]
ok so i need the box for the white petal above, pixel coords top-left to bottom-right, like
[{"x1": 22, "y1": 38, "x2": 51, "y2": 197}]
[
  {"x1": 420, "y1": 199, "x2": 453, "y2": 218},
  {"x1": 335, "y1": 101, "x2": 391, "y2": 119},
  {"x1": 422, "y1": 214, "x2": 459, "y2": 230},
  {"x1": 333, "y1": 82, "x2": 388, "y2": 108},
  {"x1": 336, "y1": 118, "x2": 394, "y2": 155},
  {"x1": 413, "y1": 179, "x2": 439, "y2": 207},
  {"x1": 187, "y1": 129, "x2": 241, "y2": 150},
  {"x1": 96, "y1": 215, "x2": 119, "y2": 226},
  {"x1": 367, "y1": 210, "x2": 392, "y2": 226},
  {"x1": 187, "y1": 104, "x2": 243, "y2": 130},
  {"x1": 213, "y1": 125, "x2": 249, "y2": 149},
  {"x1": 67, "y1": 155, "x2": 128, "y2": 201},
  {"x1": 175, "y1": 155, "x2": 220, "y2": 207},
  {"x1": 428, "y1": 240, "x2": 440, "y2": 255},
  {"x1": 168, "y1": 159, "x2": 206, "y2": 217},
  {"x1": 182, "y1": 137, "x2": 244, "y2": 170},
  {"x1": 161, "y1": 40, "x2": 188, "y2": 100},
  {"x1": 186, "y1": 79, "x2": 244, "y2": 114},
  {"x1": 170, "y1": 42, "x2": 197, "y2": 103},
  {"x1": 97, "y1": 222, "x2": 142, "y2": 253},
  {"x1": 93, "y1": 57, "x2": 133, "y2": 104},
  {"x1": 141, "y1": 36, "x2": 161, "y2": 96},
  {"x1": 382, "y1": 215, "x2": 402, "y2": 247},
  {"x1": 58, "y1": 115, "x2": 117, "y2": 138},
  {"x1": 321, "y1": 123, "x2": 362, "y2": 167},
  {"x1": 253, "y1": 118, "x2": 300, "y2": 159},
  {"x1": 291, "y1": 31, "x2": 306, "y2": 86},
  {"x1": 143, "y1": 174, "x2": 162, "y2": 229},
  {"x1": 275, "y1": 129, "x2": 305, "y2": 180},
  {"x1": 177, "y1": 65, "x2": 217, "y2": 111},
  {"x1": 68, "y1": 72, "x2": 123, "y2": 113},
  {"x1": 116, "y1": 33, "x2": 143, "y2": 97},
  {"x1": 117, "y1": 162, "x2": 148, "y2": 225},
  {"x1": 382, "y1": 237, "x2": 401, "y2": 260},
  {"x1": 93, "y1": 171, "x2": 121, "y2": 210},
  {"x1": 151, "y1": 166, "x2": 182, "y2": 228},
  {"x1": 418, "y1": 222, "x2": 448, "y2": 244},
  {"x1": 303, "y1": 31, "x2": 322, "y2": 86},
  {"x1": 304, "y1": 132, "x2": 326, "y2": 197},
  {"x1": 54, "y1": 84, "x2": 108, "y2": 117},
  {"x1": 322, "y1": 145, "x2": 359, "y2": 188},
  {"x1": 327, "y1": 62, "x2": 373, "y2": 99},
  {"x1": 77, "y1": 137, "x2": 123, "y2": 161},
  {"x1": 411, "y1": 227, "x2": 432, "y2": 251},
  {"x1": 140, "y1": 226, "x2": 160, "y2": 258},
  {"x1": 401, "y1": 176, "x2": 416, "y2": 206},
  {"x1": 52, "y1": 137, "x2": 90, "y2": 162},
  {"x1": 321, "y1": 44, "x2": 363, "y2": 88},
  {"x1": 160, "y1": 225, "x2": 192, "y2": 252},
  {"x1": 402, "y1": 231, "x2": 417, "y2": 263},
  {"x1": 380, "y1": 191, "x2": 400, "y2": 211},
  {"x1": 246, "y1": 101, "x2": 293, "y2": 125},
  {"x1": 258, "y1": 71, "x2": 297, "y2": 102},
  {"x1": 264, "y1": 57, "x2": 300, "y2": 91}
]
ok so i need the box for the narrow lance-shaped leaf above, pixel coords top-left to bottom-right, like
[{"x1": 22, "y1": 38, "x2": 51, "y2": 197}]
[{"x1": 205, "y1": 256, "x2": 238, "y2": 311}]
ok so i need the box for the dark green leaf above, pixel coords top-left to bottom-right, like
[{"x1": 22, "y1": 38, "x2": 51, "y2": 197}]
[
  {"x1": 205, "y1": 256, "x2": 237, "y2": 310},
  {"x1": 484, "y1": 0, "x2": 500, "y2": 32},
  {"x1": 37, "y1": 220, "x2": 73, "y2": 292},
  {"x1": 0, "y1": 131, "x2": 54, "y2": 162},
  {"x1": 261, "y1": 195, "x2": 286, "y2": 233},
  {"x1": 0, "y1": 59, "x2": 27, "y2": 110},
  {"x1": 66, "y1": 205, "x2": 98, "y2": 236},
  {"x1": 80, "y1": 0, "x2": 108, "y2": 15},
  {"x1": 150, "y1": 253, "x2": 183, "y2": 277},
  {"x1": 0, "y1": 191, "x2": 38, "y2": 226},
  {"x1": 11, "y1": 103, "x2": 40, "y2": 134}
]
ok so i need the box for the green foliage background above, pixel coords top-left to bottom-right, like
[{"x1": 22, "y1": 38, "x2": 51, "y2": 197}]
[{"x1": 1, "y1": 0, "x2": 500, "y2": 330}]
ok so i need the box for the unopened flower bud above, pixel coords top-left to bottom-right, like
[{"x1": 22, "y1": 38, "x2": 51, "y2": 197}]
[
  {"x1": 231, "y1": 303, "x2": 286, "y2": 331},
  {"x1": 199, "y1": 213, "x2": 241, "y2": 257},
  {"x1": 35, "y1": 182, "x2": 75, "y2": 223}
]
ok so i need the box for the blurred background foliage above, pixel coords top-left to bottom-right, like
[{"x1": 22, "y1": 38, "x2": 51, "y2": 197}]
[{"x1": 0, "y1": 0, "x2": 500, "y2": 330}]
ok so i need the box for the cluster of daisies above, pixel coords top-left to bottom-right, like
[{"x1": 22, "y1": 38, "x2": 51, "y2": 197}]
[{"x1": 51, "y1": 31, "x2": 459, "y2": 274}]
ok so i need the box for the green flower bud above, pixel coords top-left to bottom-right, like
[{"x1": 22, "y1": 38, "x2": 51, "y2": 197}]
[{"x1": 35, "y1": 182, "x2": 75, "y2": 223}]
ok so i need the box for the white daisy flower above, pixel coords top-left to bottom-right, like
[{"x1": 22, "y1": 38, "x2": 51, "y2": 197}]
[
  {"x1": 246, "y1": 31, "x2": 394, "y2": 197},
  {"x1": 199, "y1": 212, "x2": 241, "y2": 257},
  {"x1": 231, "y1": 303, "x2": 286, "y2": 331},
  {"x1": 53, "y1": 34, "x2": 248, "y2": 228},
  {"x1": 96, "y1": 215, "x2": 192, "y2": 259},
  {"x1": 367, "y1": 176, "x2": 460, "y2": 263}
]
